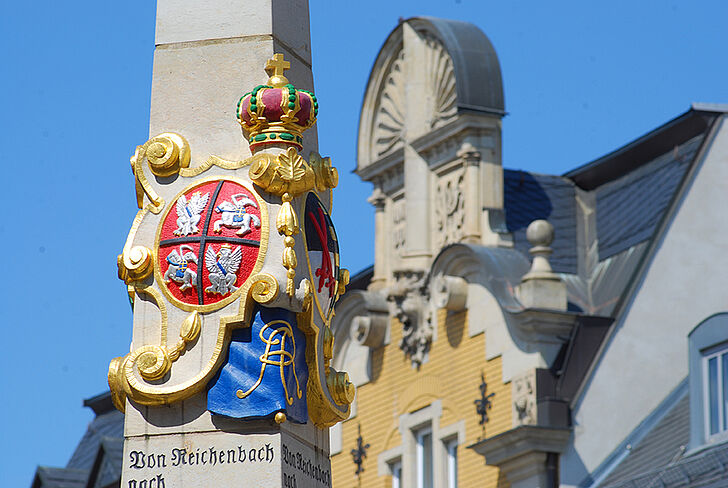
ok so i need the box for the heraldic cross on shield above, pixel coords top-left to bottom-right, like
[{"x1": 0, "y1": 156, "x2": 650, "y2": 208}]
[{"x1": 157, "y1": 178, "x2": 264, "y2": 310}]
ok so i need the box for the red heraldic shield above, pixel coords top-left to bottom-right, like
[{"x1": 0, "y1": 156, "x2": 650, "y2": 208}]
[
  {"x1": 157, "y1": 179, "x2": 264, "y2": 310},
  {"x1": 304, "y1": 192, "x2": 340, "y2": 323}
]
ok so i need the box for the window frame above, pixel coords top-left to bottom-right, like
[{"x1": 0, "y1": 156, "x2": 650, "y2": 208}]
[
  {"x1": 444, "y1": 436, "x2": 458, "y2": 488},
  {"x1": 390, "y1": 459, "x2": 402, "y2": 488},
  {"x1": 688, "y1": 313, "x2": 728, "y2": 450},
  {"x1": 702, "y1": 342, "x2": 728, "y2": 439},
  {"x1": 378, "y1": 401, "x2": 465, "y2": 487},
  {"x1": 414, "y1": 425, "x2": 434, "y2": 488}
]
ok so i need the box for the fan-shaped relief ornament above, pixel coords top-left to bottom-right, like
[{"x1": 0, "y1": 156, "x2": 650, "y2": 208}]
[
  {"x1": 370, "y1": 33, "x2": 457, "y2": 163},
  {"x1": 109, "y1": 53, "x2": 354, "y2": 428},
  {"x1": 372, "y1": 48, "x2": 406, "y2": 159},
  {"x1": 422, "y1": 32, "x2": 457, "y2": 130}
]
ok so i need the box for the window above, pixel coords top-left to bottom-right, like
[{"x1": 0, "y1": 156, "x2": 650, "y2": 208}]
[
  {"x1": 445, "y1": 438, "x2": 458, "y2": 488},
  {"x1": 703, "y1": 343, "x2": 728, "y2": 437},
  {"x1": 390, "y1": 460, "x2": 402, "y2": 488},
  {"x1": 377, "y1": 402, "x2": 464, "y2": 486},
  {"x1": 415, "y1": 426, "x2": 433, "y2": 488},
  {"x1": 688, "y1": 313, "x2": 728, "y2": 450}
]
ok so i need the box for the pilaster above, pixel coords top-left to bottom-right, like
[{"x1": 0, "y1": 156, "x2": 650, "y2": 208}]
[
  {"x1": 368, "y1": 187, "x2": 388, "y2": 289},
  {"x1": 459, "y1": 142, "x2": 482, "y2": 243}
]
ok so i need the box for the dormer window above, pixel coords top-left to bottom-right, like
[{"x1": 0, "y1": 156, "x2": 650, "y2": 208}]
[
  {"x1": 703, "y1": 342, "x2": 728, "y2": 437},
  {"x1": 688, "y1": 313, "x2": 728, "y2": 450}
]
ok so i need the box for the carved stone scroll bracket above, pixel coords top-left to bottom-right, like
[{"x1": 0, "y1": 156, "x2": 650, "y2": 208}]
[
  {"x1": 351, "y1": 314, "x2": 389, "y2": 348},
  {"x1": 432, "y1": 275, "x2": 468, "y2": 311}
]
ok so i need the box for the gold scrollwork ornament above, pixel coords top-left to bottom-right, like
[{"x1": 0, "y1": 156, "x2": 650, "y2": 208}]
[
  {"x1": 130, "y1": 132, "x2": 191, "y2": 212},
  {"x1": 117, "y1": 245, "x2": 153, "y2": 284}
]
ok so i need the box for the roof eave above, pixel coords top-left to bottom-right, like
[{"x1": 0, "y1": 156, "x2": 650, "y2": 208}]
[{"x1": 564, "y1": 106, "x2": 723, "y2": 190}]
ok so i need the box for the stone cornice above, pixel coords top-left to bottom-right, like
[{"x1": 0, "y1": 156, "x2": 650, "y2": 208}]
[{"x1": 468, "y1": 425, "x2": 571, "y2": 467}]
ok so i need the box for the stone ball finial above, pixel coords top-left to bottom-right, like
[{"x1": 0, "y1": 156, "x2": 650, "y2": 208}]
[
  {"x1": 518, "y1": 218, "x2": 566, "y2": 310},
  {"x1": 526, "y1": 219, "x2": 554, "y2": 249}
]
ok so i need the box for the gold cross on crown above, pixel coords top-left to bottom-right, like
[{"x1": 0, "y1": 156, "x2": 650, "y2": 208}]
[{"x1": 265, "y1": 53, "x2": 290, "y2": 87}]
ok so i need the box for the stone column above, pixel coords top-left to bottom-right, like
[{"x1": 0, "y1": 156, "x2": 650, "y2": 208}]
[
  {"x1": 112, "y1": 2, "x2": 350, "y2": 488},
  {"x1": 368, "y1": 186, "x2": 388, "y2": 289},
  {"x1": 150, "y1": 0, "x2": 317, "y2": 162}
]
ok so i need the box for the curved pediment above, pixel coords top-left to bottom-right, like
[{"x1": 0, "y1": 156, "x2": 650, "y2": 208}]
[{"x1": 357, "y1": 17, "x2": 505, "y2": 173}]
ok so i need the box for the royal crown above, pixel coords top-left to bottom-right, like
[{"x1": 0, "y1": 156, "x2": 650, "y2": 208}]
[{"x1": 237, "y1": 53, "x2": 318, "y2": 151}]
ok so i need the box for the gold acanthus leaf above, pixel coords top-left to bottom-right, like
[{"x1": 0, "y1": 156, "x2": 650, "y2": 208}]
[{"x1": 276, "y1": 147, "x2": 307, "y2": 182}]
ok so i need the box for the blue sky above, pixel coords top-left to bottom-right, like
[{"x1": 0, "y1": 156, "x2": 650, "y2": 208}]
[{"x1": 1, "y1": 1, "x2": 727, "y2": 486}]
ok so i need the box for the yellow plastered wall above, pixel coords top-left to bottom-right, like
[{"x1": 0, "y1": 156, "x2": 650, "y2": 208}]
[{"x1": 331, "y1": 309, "x2": 512, "y2": 488}]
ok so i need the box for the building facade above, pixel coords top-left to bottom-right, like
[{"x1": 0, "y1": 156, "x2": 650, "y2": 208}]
[
  {"x1": 33, "y1": 14, "x2": 728, "y2": 488},
  {"x1": 328, "y1": 16, "x2": 728, "y2": 488}
]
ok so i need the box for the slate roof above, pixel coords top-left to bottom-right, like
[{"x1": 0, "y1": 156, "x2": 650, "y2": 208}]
[
  {"x1": 86, "y1": 437, "x2": 123, "y2": 488},
  {"x1": 503, "y1": 114, "x2": 710, "y2": 278},
  {"x1": 600, "y1": 392, "x2": 690, "y2": 487},
  {"x1": 348, "y1": 265, "x2": 374, "y2": 291},
  {"x1": 503, "y1": 169, "x2": 577, "y2": 274},
  {"x1": 31, "y1": 467, "x2": 88, "y2": 488},
  {"x1": 602, "y1": 442, "x2": 728, "y2": 488},
  {"x1": 66, "y1": 409, "x2": 124, "y2": 471},
  {"x1": 594, "y1": 134, "x2": 704, "y2": 260},
  {"x1": 597, "y1": 386, "x2": 728, "y2": 488},
  {"x1": 32, "y1": 393, "x2": 124, "y2": 488}
]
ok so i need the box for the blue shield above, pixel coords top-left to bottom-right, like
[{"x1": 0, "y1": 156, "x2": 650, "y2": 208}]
[{"x1": 207, "y1": 306, "x2": 308, "y2": 422}]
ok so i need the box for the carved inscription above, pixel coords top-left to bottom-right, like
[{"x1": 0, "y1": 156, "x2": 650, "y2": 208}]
[
  {"x1": 122, "y1": 433, "x2": 332, "y2": 488},
  {"x1": 124, "y1": 442, "x2": 274, "y2": 487},
  {"x1": 281, "y1": 443, "x2": 332, "y2": 488}
]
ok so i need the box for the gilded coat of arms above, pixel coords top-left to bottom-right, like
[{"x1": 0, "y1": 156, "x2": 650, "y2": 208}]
[{"x1": 109, "y1": 54, "x2": 354, "y2": 427}]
